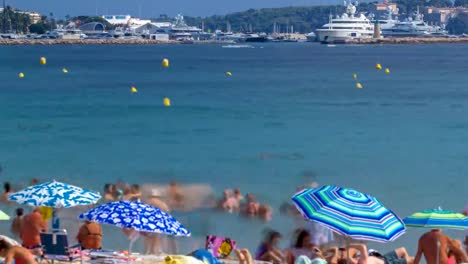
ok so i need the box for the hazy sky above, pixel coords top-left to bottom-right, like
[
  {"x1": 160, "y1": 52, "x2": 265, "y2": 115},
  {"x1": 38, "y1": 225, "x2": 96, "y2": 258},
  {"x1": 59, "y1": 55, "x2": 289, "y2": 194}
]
[{"x1": 6, "y1": 0, "x2": 339, "y2": 18}]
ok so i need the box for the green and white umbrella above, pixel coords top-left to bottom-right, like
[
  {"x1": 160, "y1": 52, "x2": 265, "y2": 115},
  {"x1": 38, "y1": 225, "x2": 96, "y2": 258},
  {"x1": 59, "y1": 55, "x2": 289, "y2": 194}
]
[{"x1": 403, "y1": 208, "x2": 468, "y2": 230}]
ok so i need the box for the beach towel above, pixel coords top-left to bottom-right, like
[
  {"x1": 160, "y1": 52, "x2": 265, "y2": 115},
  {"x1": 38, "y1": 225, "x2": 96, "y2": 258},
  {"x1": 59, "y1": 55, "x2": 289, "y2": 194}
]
[
  {"x1": 206, "y1": 235, "x2": 236, "y2": 258},
  {"x1": 192, "y1": 249, "x2": 225, "y2": 264},
  {"x1": 295, "y1": 256, "x2": 328, "y2": 264},
  {"x1": 165, "y1": 255, "x2": 204, "y2": 264}
]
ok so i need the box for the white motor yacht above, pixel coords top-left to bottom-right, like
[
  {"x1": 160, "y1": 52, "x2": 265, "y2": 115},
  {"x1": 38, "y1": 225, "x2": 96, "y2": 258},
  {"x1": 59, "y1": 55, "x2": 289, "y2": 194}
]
[{"x1": 316, "y1": 2, "x2": 375, "y2": 43}]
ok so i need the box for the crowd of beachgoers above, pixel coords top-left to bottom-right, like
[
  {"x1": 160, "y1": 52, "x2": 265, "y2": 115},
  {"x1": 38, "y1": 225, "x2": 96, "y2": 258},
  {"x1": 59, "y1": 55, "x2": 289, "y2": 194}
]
[{"x1": 0, "y1": 179, "x2": 467, "y2": 264}]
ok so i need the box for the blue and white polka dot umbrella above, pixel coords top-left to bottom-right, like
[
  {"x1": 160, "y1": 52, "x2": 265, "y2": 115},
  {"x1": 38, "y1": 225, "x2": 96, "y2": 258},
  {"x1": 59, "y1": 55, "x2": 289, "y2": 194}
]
[
  {"x1": 8, "y1": 180, "x2": 101, "y2": 208},
  {"x1": 78, "y1": 200, "x2": 191, "y2": 237}
]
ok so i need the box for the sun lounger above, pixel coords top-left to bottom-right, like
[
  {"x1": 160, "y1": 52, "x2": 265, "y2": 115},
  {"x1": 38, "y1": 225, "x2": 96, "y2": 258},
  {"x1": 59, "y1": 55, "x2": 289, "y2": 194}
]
[{"x1": 40, "y1": 229, "x2": 82, "y2": 263}]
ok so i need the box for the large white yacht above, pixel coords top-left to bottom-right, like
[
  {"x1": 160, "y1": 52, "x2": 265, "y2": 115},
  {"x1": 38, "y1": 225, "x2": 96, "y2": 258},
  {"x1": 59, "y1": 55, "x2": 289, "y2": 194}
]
[
  {"x1": 371, "y1": 6, "x2": 399, "y2": 31},
  {"x1": 382, "y1": 8, "x2": 447, "y2": 37},
  {"x1": 316, "y1": 2, "x2": 374, "y2": 43}
]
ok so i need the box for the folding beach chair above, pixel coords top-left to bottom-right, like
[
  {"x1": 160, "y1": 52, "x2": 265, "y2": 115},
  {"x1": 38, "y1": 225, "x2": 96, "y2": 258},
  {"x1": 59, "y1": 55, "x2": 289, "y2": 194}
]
[{"x1": 40, "y1": 229, "x2": 82, "y2": 263}]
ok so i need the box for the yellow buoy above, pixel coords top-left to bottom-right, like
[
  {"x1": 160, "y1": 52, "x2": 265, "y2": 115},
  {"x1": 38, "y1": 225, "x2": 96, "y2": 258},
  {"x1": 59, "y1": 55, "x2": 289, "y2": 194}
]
[
  {"x1": 226, "y1": 71, "x2": 232, "y2": 76},
  {"x1": 163, "y1": 97, "x2": 171, "y2": 107},
  {"x1": 352, "y1": 73, "x2": 357, "y2": 80},
  {"x1": 376, "y1": 63, "x2": 382, "y2": 70},
  {"x1": 131, "y1": 86, "x2": 138, "y2": 93},
  {"x1": 385, "y1": 68, "x2": 390, "y2": 74},
  {"x1": 356, "y1": 83, "x2": 363, "y2": 89},
  {"x1": 40, "y1": 57, "x2": 47, "y2": 65},
  {"x1": 18, "y1": 72, "x2": 25, "y2": 78},
  {"x1": 162, "y1": 58, "x2": 169, "y2": 68},
  {"x1": 62, "y1": 68, "x2": 68, "y2": 73}
]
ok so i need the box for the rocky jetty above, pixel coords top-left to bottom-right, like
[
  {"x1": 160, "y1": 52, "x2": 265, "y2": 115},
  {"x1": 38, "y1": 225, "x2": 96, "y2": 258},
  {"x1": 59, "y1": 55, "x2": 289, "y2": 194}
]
[
  {"x1": 345, "y1": 37, "x2": 468, "y2": 45},
  {"x1": 0, "y1": 39, "x2": 179, "y2": 45}
]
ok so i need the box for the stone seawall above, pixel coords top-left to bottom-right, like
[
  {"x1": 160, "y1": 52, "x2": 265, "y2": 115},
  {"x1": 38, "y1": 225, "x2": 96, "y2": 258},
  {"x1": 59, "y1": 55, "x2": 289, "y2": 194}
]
[
  {"x1": 345, "y1": 37, "x2": 468, "y2": 45},
  {"x1": 0, "y1": 39, "x2": 180, "y2": 45}
]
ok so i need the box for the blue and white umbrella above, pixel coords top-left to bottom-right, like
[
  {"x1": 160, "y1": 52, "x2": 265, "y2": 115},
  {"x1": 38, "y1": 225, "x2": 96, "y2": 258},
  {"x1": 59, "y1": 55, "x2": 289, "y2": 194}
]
[
  {"x1": 78, "y1": 200, "x2": 191, "y2": 237},
  {"x1": 8, "y1": 180, "x2": 101, "y2": 208}
]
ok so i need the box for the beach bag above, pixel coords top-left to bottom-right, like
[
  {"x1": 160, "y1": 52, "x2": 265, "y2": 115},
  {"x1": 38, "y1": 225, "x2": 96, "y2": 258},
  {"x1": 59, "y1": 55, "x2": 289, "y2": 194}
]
[
  {"x1": 40, "y1": 207, "x2": 53, "y2": 221},
  {"x1": 205, "y1": 235, "x2": 236, "y2": 258}
]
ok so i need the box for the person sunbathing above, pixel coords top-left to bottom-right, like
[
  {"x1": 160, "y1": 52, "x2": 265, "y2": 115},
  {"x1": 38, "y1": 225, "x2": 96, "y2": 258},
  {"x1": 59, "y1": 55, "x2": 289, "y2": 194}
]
[
  {"x1": 0, "y1": 239, "x2": 37, "y2": 264},
  {"x1": 256, "y1": 230, "x2": 284, "y2": 263},
  {"x1": 77, "y1": 220, "x2": 103, "y2": 250},
  {"x1": 341, "y1": 243, "x2": 413, "y2": 264},
  {"x1": 236, "y1": 249, "x2": 255, "y2": 264},
  {"x1": 286, "y1": 229, "x2": 322, "y2": 264}
]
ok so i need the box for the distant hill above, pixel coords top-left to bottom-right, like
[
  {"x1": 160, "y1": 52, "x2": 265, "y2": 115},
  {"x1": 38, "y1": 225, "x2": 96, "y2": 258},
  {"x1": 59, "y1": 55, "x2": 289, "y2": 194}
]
[
  {"x1": 181, "y1": 5, "x2": 349, "y2": 33},
  {"x1": 169, "y1": 0, "x2": 465, "y2": 34}
]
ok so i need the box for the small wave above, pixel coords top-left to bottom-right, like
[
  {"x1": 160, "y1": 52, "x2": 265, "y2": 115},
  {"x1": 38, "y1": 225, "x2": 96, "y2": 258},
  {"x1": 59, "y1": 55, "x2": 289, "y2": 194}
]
[
  {"x1": 310, "y1": 101, "x2": 372, "y2": 107},
  {"x1": 191, "y1": 128, "x2": 218, "y2": 134},
  {"x1": 17, "y1": 123, "x2": 53, "y2": 132},
  {"x1": 263, "y1": 121, "x2": 285, "y2": 128},
  {"x1": 442, "y1": 123, "x2": 468, "y2": 130},
  {"x1": 450, "y1": 104, "x2": 463, "y2": 109},
  {"x1": 402, "y1": 102, "x2": 427, "y2": 107},
  {"x1": 379, "y1": 103, "x2": 394, "y2": 107}
]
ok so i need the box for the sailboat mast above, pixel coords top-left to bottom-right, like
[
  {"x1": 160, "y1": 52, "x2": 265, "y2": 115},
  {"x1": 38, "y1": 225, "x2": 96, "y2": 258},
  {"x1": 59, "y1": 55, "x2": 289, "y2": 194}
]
[{"x1": 2, "y1": 0, "x2": 6, "y2": 33}]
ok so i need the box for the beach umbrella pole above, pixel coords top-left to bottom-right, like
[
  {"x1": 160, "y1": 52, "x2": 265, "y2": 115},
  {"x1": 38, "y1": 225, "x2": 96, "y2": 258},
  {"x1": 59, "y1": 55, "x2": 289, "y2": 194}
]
[
  {"x1": 436, "y1": 240, "x2": 440, "y2": 264},
  {"x1": 52, "y1": 208, "x2": 60, "y2": 229}
]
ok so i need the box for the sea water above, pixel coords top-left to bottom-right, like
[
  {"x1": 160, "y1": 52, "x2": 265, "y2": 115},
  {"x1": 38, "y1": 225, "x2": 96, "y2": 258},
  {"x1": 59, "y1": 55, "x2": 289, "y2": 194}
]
[{"x1": 0, "y1": 43, "x2": 467, "y2": 255}]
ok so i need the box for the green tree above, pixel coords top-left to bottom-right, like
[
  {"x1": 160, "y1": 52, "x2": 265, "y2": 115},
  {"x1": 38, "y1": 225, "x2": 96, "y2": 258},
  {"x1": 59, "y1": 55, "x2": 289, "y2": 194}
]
[
  {"x1": 454, "y1": 0, "x2": 468, "y2": 6},
  {"x1": 428, "y1": 0, "x2": 453, "y2": 7},
  {"x1": 446, "y1": 12, "x2": 468, "y2": 34},
  {"x1": 0, "y1": 6, "x2": 33, "y2": 33},
  {"x1": 29, "y1": 23, "x2": 47, "y2": 34}
]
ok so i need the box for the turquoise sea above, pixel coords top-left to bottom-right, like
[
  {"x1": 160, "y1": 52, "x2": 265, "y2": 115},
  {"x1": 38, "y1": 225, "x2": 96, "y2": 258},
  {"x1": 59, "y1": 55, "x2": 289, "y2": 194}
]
[{"x1": 0, "y1": 43, "x2": 467, "y2": 255}]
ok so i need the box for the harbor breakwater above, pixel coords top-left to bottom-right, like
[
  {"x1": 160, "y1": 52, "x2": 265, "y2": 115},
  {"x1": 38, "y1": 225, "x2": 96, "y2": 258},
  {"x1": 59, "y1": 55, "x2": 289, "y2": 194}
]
[
  {"x1": 345, "y1": 37, "x2": 468, "y2": 44},
  {"x1": 0, "y1": 39, "x2": 179, "y2": 45},
  {"x1": 1, "y1": 37, "x2": 468, "y2": 45}
]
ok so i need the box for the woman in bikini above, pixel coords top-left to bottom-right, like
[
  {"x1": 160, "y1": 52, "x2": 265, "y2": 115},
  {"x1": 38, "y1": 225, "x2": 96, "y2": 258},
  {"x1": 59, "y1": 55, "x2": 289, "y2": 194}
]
[{"x1": 0, "y1": 239, "x2": 37, "y2": 264}]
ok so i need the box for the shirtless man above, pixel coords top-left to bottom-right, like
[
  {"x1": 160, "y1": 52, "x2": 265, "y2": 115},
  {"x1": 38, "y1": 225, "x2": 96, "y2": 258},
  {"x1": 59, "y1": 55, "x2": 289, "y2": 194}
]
[
  {"x1": 20, "y1": 208, "x2": 47, "y2": 255},
  {"x1": 414, "y1": 229, "x2": 467, "y2": 264}
]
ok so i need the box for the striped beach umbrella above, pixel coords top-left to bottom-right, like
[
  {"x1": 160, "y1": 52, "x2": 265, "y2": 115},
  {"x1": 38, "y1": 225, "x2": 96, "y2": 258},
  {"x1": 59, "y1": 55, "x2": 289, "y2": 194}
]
[
  {"x1": 403, "y1": 208, "x2": 468, "y2": 230},
  {"x1": 292, "y1": 185, "x2": 406, "y2": 242}
]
